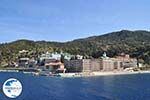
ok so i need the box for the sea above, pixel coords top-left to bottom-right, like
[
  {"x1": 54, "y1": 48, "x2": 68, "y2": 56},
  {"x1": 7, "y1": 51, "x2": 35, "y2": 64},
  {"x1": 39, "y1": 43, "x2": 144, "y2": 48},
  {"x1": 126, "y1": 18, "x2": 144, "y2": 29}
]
[{"x1": 0, "y1": 72, "x2": 150, "y2": 100}]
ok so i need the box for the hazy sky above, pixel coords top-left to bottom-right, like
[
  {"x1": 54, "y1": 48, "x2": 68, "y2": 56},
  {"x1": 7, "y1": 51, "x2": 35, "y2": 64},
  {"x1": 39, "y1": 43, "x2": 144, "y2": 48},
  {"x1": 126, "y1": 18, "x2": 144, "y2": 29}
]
[{"x1": 0, "y1": 0, "x2": 150, "y2": 43}]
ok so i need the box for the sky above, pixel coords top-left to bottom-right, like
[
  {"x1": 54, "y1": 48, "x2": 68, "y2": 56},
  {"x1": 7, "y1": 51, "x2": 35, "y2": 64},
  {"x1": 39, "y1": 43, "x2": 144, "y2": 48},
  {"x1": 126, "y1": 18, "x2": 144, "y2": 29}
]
[{"x1": 0, "y1": 0, "x2": 150, "y2": 43}]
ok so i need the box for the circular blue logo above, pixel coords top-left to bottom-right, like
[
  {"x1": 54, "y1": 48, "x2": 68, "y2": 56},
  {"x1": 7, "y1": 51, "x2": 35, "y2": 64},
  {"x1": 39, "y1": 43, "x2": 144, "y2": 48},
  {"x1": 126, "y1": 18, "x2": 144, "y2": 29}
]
[{"x1": 2, "y1": 78, "x2": 22, "y2": 98}]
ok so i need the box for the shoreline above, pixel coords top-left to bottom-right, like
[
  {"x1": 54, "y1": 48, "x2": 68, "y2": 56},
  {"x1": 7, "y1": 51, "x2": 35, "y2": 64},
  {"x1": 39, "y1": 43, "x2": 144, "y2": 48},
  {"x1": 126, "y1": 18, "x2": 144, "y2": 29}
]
[
  {"x1": 1, "y1": 69, "x2": 150, "y2": 78},
  {"x1": 59, "y1": 71, "x2": 150, "y2": 78}
]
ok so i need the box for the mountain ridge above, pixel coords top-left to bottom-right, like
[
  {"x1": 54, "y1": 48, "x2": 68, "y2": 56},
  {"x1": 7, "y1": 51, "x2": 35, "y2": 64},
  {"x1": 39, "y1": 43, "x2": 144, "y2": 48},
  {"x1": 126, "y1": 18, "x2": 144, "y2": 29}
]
[{"x1": 0, "y1": 30, "x2": 150, "y2": 65}]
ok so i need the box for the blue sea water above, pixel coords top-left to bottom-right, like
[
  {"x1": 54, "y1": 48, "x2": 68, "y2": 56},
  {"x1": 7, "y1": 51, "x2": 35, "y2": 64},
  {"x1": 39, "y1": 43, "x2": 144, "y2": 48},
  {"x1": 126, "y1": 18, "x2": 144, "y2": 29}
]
[{"x1": 0, "y1": 72, "x2": 150, "y2": 100}]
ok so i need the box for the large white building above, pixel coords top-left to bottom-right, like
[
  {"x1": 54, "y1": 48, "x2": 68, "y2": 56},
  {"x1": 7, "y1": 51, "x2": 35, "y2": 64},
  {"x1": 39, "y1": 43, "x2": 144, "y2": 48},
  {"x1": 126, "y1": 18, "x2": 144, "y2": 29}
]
[{"x1": 40, "y1": 52, "x2": 61, "y2": 61}]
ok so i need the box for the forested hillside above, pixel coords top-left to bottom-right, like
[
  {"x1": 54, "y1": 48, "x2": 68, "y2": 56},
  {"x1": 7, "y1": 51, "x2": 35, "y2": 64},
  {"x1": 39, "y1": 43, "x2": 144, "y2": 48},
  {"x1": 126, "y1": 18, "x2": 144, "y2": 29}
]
[{"x1": 0, "y1": 30, "x2": 150, "y2": 66}]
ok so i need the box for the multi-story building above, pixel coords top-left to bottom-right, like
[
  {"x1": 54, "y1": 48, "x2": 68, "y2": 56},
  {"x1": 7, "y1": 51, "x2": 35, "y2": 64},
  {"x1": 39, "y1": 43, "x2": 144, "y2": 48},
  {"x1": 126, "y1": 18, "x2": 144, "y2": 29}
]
[
  {"x1": 64, "y1": 52, "x2": 137, "y2": 72},
  {"x1": 18, "y1": 58, "x2": 29, "y2": 67},
  {"x1": 64, "y1": 59, "x2": 82, "y2": 72},
  {"x1": 40, "y1": 52, "x2": 61, "y2": 61},
  {"x1": 18, "y1": 58, "x2": 37, "y2": 68},
  {"x1": 45, "y1": 61, "x2": 65, "y2": 73},
  {"x1": 64, "y1": 59, "x2": 102, "y2": 72},
  {"x1": 115, "y1": 53, "x2": 137, "y2": 68},
  {"x1": 38, "y1": 52, "x2": 72, "y2": 73}
]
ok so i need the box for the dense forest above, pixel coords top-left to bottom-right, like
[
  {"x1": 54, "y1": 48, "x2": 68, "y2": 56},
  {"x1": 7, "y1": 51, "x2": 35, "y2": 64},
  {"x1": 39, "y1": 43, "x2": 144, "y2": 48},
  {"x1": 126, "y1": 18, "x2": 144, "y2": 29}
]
[{"x1": 0, "y1": 30, "x2": 150, "y2": 67}]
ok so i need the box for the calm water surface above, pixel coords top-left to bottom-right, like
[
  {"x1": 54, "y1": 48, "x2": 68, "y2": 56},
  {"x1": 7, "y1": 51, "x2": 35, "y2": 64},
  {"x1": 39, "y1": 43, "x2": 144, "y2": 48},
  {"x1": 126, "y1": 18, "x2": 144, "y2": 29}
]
[{"x1": 0, "y1": 72, "x2": 150, "y2": 100}]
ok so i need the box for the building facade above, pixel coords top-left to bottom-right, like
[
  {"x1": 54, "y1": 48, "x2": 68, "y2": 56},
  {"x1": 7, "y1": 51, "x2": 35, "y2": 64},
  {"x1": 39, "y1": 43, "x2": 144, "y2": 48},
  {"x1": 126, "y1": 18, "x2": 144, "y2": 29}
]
[
  {"x1": 64, "y1": 53, "x2": 137, "y2": 72},
  {"x1": 65, "y1": 59, "x2": 103, "y2": 72}
]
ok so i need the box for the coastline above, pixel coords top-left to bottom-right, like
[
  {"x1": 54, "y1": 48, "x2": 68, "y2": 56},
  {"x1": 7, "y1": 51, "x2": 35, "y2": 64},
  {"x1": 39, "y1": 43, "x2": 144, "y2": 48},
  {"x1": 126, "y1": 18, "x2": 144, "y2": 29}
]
[
  {"x1": 59, "y1": 71, "x2": 150, "y2": 78},
  {"x1": 1, "y1": 69, "x2": 150, "y2": 78}
]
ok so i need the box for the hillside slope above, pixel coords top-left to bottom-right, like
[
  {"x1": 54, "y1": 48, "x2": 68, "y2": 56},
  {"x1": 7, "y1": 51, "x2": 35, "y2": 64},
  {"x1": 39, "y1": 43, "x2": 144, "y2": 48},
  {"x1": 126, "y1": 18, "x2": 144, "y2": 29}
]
[{"x1": 0, "y1": 30, "x2": 150, "y2": 65}]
